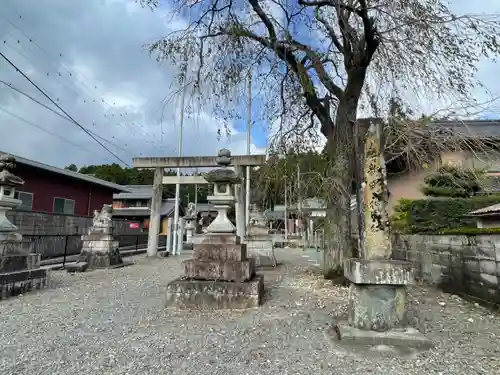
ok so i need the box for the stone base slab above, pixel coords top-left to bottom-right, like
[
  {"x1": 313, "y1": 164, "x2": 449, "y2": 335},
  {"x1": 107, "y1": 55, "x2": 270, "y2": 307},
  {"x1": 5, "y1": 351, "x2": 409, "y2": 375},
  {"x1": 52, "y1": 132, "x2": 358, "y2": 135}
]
[
  {"x1": 328, "y1": 322, "x2": 433, "y2": 357},
  {"x1": 193, "y1": 243, "x2": 247, "y2": 261},
  {"x1": 182, "y1": 258, "x2": 255, "y2": 282},
  {"x1": 166, "y1": 274, "x2": 264, "y2": 310},
  {"x1": 344, "y1": 258, "x2": 414, "y2": 285},
  {"x1": 0, "y1": 268, "x2": 49, "y2": 300},
  {"x1": 78, "y1": 248, "x2": 123, "y2": 270}
]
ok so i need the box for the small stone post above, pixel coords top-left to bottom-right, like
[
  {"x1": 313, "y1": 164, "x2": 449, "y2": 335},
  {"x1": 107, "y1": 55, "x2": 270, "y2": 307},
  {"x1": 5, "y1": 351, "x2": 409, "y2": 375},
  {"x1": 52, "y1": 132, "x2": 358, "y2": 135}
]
[
  {"x1": 176, "y1": 217, "x2": 184, "y2": 254},
  {"x1": 166, "y1": 217, "x2": 173, "y2": 254},
  {"x1": 234, "y1": 166, "x2": 246, "y2": 237},
  {"x1": 334, "y1": 121, "x2": 432, "y2": 352}
]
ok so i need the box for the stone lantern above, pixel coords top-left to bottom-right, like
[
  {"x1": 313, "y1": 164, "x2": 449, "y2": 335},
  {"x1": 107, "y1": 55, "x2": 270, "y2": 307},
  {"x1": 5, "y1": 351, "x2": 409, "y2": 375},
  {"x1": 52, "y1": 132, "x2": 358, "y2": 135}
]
[
  {"x1": 166, "y1": 149, "x2": 264, "y2": 310},
  {"x1": 202, "y1": 148, "x2": 240, "y2": 234},
  {"x1": 0, "y1": 154, "x2": 25, "y2": 234},
  {"x1": 0, "y1": 154, "x2": 48, "y2": 299}
]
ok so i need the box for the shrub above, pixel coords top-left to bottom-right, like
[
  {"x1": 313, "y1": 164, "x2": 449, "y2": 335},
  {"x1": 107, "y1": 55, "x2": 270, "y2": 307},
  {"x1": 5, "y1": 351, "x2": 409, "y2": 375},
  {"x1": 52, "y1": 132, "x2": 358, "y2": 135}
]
[
  {"x1": 408, "y1": 196, "x2": 500, "y2": 233},
  {"x1": 422, "y1": 166, "x2": 484, "y2": 197},
  {"x1": 438, "y1": 227, "x2": 500, "y2": 235}
]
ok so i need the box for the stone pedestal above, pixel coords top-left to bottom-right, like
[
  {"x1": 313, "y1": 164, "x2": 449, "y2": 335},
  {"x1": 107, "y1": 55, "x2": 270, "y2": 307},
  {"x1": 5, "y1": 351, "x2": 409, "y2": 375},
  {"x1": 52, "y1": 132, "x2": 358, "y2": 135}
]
[
  {"x1": 332, "y1": 253, "x2": 433, "y2": 354},
  {"x1": 66, "y1": 205, "x2": 124, "y2": 272},
  {"x1": 245, "y1": 204, "x2": 276, "y2": 267},
  {"x1": 0, "y1": 155, "x2": 48, "y2": 300},
  {"x1": 166, "y1": 149, "x2": 264, "y2": 310},
  {"x1": 184, "y1": 216, "x2": 196, "y2": 244}
]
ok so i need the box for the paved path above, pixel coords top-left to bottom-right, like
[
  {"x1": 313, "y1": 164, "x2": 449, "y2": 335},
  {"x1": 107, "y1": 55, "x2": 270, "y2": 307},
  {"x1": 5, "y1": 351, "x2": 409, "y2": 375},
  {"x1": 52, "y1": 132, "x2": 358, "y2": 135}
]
[{"x1": 0, "y1": 248, "x2": 499, "y2": 375}]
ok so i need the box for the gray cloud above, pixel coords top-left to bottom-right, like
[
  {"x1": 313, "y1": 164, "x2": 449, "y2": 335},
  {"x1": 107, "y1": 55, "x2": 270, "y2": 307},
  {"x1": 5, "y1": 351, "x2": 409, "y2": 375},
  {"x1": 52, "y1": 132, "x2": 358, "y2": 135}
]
[{"x1": 0, "y1": 0, "x2": 261, "y2": 170}]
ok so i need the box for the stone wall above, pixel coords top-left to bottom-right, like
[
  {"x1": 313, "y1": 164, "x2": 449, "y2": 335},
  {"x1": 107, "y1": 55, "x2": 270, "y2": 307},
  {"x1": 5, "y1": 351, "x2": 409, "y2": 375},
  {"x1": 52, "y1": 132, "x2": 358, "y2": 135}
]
[
  {"x1": 6, "y1": 209, "x2": 144, "y2": 259},
  {"x1": 393, "y1": 234, "x2": 500, "y2": 304}
]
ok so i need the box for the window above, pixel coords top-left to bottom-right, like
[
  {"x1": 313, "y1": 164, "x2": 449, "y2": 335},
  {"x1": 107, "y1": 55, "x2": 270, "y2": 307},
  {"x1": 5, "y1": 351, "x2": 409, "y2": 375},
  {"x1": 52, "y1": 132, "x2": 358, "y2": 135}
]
[
  {"x1": 14, "y1": 191, "x2": 33, "y2": 210},
  {"x1": 53, "y1": 197, "x2": 75, "y2": 215}
]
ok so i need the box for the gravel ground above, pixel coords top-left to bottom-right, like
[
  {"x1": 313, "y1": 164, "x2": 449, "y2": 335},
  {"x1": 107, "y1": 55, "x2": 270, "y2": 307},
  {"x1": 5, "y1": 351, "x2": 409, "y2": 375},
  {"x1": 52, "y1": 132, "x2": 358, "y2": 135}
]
[{"x1": 0, "y1": 248, "x2": 499, "y2": 375}]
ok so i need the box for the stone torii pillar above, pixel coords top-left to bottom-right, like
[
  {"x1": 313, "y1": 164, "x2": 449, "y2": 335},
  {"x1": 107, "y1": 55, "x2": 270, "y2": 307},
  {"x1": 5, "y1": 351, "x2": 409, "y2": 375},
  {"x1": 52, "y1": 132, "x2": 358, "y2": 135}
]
[{"x1": 147, "y1": 167, "x2": 163, "y2": 257}]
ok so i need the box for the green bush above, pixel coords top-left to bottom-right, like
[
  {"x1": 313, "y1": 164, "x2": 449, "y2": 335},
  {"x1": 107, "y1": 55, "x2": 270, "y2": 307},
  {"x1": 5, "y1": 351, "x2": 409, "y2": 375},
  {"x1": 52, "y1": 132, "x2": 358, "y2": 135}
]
[
  {"x1": 408, "y1": 196, "x2": 500, "y2": 233},
  {"x1": 421, "y1": 186, "x2": 471, "y2": 198},
  {"x1": 438, "y1": 227, "x2": 500, "y2": 235},
  {"x1": 422, "y1": 166, "x2": 483, "y2": 197}
]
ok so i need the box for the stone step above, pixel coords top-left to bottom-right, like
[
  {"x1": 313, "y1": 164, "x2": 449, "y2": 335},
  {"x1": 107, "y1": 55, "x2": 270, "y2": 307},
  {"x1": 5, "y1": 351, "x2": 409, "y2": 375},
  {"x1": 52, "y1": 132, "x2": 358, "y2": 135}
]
[
  {"x1": 193, "y1": 243, "x2": 247, "y2": 261},
  {"x1": 166, "y1": 274, "x2": 264, "y2": 310},
  {"x1": 182, "y1": 258, "x2": 255, "y2": 282}
]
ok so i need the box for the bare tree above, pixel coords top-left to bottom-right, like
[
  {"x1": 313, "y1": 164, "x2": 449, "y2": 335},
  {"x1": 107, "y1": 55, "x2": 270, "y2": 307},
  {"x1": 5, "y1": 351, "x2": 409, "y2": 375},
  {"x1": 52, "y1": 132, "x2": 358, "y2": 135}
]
[{"x1": 140, "y1": 0, "x2": 500, "y2": 276}]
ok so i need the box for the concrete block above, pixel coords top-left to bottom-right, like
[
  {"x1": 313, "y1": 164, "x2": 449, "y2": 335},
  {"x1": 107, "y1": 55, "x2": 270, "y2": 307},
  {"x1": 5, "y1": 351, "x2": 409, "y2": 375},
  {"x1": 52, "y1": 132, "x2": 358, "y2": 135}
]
[
  {"x1": 182, "y1": 258, "x2": 255, "y2": 282},
  {"x1": 193, "y1": 243, "x2": 247, "y2": 261},
  {"x1": 331, "y1": 322, "x2": 433, "y2": 352},
  {"x1": 65, "y1": 262, "x2": 88, "y2": 273},
  {"x1": 344, "y1": 258, "x2": 414, "y2": 285},
  {"x1": 166, "y1": 274, "x2": 264, "y2": 310}
]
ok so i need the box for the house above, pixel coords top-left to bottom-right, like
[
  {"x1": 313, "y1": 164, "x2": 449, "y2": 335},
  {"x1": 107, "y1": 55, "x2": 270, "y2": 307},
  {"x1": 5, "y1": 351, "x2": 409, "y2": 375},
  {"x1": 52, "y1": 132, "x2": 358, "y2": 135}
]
[
  {"x1": 1, "y1": 151, "x2": 129, "y2": 216},
  {"x1": 388, "y1": 119, "x2": 500, "y2": 212},
  {"x1": 112, "y1": 185, "x2": 184, "y2": 232},
  {"x1": 469, "y1": 203, "x2": 500, "y2": 229}
]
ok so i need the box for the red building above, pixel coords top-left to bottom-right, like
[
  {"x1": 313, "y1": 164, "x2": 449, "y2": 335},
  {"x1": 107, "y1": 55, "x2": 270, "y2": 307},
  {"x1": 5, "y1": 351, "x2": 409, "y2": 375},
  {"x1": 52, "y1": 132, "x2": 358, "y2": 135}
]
[{"x1": 3, "y1": 152, "x2": 129, "y2": 216}]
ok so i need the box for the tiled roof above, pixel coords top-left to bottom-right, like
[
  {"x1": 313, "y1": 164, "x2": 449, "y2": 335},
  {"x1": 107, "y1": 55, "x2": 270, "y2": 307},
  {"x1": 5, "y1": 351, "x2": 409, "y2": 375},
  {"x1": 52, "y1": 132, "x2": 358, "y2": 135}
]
[
  {"x1": 0, "y1": 151, "x2": 129, "y2": 192},
  {"x1": 113, "y1": 185, "x2": 154, "y2": 200},
  {"x1": 469, "y1": 203, "x2": 500, "y2": 216},
  {"x1": 430, "y1": 120, "x2": 500, "y2": 138}
]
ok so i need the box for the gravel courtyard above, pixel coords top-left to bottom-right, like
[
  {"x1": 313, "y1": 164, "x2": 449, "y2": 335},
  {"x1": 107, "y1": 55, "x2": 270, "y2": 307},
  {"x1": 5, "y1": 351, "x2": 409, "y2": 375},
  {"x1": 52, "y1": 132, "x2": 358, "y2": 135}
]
[{"x1": 0, "y1": 248, "x2": 499, "y2": 375}]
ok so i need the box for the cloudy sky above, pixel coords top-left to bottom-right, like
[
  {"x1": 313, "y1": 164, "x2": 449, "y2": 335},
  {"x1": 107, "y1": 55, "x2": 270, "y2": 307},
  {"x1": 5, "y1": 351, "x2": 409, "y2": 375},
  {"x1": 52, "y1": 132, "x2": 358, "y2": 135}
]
[{"x1": 0, "y1": 0, "x2": 499, "y2": 169}]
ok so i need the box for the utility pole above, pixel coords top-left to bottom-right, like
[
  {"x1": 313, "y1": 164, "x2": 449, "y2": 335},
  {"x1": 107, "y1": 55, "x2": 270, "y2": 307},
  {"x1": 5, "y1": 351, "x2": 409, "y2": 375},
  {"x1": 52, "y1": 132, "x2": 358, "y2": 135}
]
[
  {"x1": 245, "y1": 71, "x2": 252, "y2": 228},
  {"x1": 172, "y1": 8, "x2": 192, "y2": 255},
  {"x1": 297, "y1": 164, "x2": 302, "y2": 237}
]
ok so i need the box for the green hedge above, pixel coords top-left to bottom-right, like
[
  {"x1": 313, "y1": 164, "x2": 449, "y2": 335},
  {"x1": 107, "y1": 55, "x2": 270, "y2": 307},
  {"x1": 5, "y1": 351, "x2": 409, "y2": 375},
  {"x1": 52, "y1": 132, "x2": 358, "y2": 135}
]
[
  {"x1": 438, "y1": 227, "x2": 500, "y2": 235},
  {"x1": 407, "y1": 196, "x2": 500, "y2": 233}
]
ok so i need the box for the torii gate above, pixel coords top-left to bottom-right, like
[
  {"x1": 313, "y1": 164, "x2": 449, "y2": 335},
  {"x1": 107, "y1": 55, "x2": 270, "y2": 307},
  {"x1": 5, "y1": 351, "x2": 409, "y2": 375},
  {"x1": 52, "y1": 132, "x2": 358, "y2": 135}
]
[{"x1": 132, "y1": 153, "x2": 266, "y2": 256}]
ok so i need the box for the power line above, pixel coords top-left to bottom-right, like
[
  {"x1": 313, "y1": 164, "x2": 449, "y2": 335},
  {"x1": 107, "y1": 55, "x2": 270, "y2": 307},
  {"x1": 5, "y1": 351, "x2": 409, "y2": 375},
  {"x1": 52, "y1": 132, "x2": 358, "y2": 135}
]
[
  {"x1": 0, "y1": 51, "x2": 131, "y2": 166},
  {"x1": 0, "y1": 105, "x2": 112, "y2": 158},
  {"x1": 1, "y1": 12, "x2": 163, "y2": 146},
  {"x1": 0, "y1": 79, "x2": 134, "y2": 155}
]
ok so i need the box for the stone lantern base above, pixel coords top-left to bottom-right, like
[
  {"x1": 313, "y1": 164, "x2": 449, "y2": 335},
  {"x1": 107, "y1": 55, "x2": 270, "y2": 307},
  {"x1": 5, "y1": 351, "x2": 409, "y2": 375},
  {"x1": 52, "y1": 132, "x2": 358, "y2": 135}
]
[
  {"x1": 166, "y1": 234, "x2": 264, "y2": 310},
  {"x1": 330, "y1": 258, "x2": 433, "y2": 356}
]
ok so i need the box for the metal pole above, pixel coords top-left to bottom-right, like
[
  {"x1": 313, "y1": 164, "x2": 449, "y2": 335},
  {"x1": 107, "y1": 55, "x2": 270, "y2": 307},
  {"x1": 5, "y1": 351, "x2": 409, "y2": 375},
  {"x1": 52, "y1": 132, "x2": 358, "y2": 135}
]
[
  {"x1": 297, "y1": 164, "x2": 302, "y2": 238},
  {"x1": 284, "y1": 178, "x2": 288, "y2": 240},
  {"x1": 172, "y1": 8, "x2": 192, "y2": 255},
  {"x1": 245, "y1": 71, "x2": 252, "y2": 228}
]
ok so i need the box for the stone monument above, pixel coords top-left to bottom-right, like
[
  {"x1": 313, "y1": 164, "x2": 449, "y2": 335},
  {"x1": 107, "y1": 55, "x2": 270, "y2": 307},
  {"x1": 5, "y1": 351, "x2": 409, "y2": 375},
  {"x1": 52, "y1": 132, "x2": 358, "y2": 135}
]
[
  {"x1": 0, "y1": 155, "x2": 48, "y2": 299},
  {"x1": 331, "y1": 122, "x2": 432, "y2": 355},
  {"x1": 66, "y1": 204, "x2": 123, "y2": 272},
  {"x1": 245, "y1": 204, "x2": 276, "y2": 267},
  {"x1": 166, "y1": 149, "x2": 264, "y2": 309},
  {"x1": 184, "y1": 202, "x2": 196, "y2": 244}
]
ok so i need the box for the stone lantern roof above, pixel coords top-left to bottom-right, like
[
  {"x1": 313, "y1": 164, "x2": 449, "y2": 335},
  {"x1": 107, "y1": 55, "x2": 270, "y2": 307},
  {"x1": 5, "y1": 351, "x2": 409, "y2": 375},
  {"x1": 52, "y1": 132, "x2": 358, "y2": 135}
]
[{"x1": 203, "y1": 149, "x2": 240, "y2": 184}]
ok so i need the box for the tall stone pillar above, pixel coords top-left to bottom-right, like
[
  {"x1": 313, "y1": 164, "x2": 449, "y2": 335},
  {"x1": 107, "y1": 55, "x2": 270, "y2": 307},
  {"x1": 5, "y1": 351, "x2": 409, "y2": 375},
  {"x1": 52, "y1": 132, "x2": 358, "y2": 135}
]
[
  {"x1": 147, "y1": 167, "x2": 163, "y2": 257},
  {"x1": 234, "y1": 166, "x2": 246, "y2": 237},
  {"x1": 334, "y1": 121, "x2": 432, "y2": 353}
]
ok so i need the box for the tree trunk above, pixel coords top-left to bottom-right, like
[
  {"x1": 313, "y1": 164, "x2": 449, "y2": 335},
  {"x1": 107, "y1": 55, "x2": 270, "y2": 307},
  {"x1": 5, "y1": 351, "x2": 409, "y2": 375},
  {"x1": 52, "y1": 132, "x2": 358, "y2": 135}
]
[
  {"x1": 321, "y1": 68, "x2": 366, "y2": 279},
  {"x1": 321, "y1": 105, "x2": 356, "y2": 279}
]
